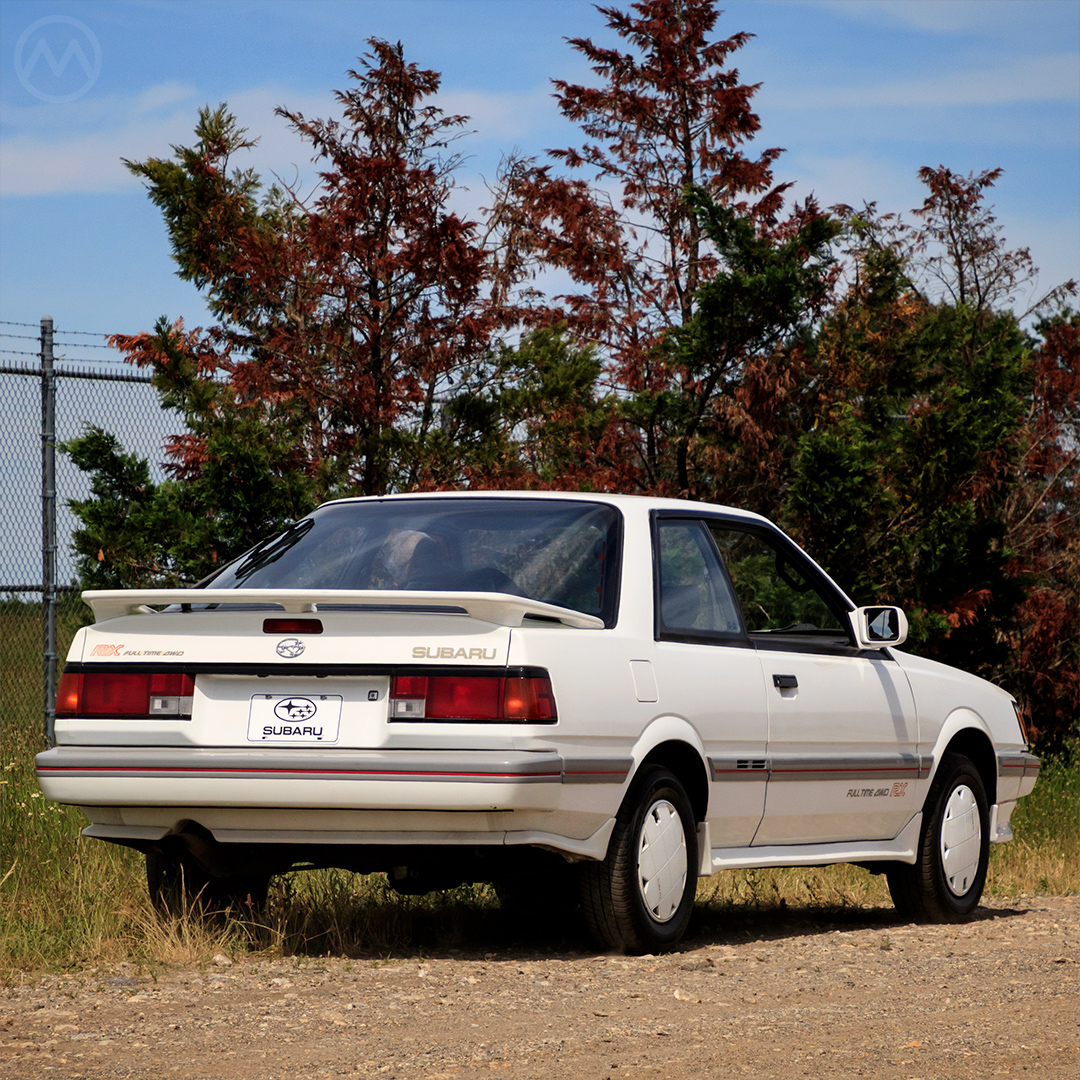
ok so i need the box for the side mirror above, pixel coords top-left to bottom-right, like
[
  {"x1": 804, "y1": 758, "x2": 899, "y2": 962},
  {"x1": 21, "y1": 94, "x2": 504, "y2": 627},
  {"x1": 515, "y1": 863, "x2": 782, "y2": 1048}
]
[{"x1": 849, "y1": 606, "x2": 908, "y2": 648}]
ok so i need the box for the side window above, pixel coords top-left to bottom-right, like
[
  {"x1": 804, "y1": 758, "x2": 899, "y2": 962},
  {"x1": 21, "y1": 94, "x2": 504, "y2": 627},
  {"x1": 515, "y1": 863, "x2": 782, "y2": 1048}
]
[
  {"x1": 707, "y1": 525, "x2": 845, "y2": 637},
  {"x1": 655, "y1": 519, "x2": 742, "y2": 639}
]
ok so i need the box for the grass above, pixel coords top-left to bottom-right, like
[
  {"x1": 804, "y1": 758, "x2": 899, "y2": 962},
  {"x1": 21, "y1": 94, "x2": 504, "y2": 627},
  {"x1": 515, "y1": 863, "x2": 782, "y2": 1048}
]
[{"x1": 3, "y1": 595, "x2": 1076, "y2": 974}]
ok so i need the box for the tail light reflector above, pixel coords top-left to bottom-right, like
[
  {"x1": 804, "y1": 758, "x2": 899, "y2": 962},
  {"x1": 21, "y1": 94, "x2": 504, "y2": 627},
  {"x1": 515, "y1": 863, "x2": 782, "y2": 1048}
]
[
  {"x1": 390, "y1": 674, "x2": 556, "y2": 723},
  {"x1": 56, "y1": 671, "x2": 195, "y2": 719},
  {"x1": 1012, "y1": 701, "x2": 1033, "y2": 746}
]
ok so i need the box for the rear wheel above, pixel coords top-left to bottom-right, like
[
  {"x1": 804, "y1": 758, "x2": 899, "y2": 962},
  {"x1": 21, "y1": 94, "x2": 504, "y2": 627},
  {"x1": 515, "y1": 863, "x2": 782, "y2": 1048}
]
[
  {"x1": 146, "y1": 849, "x2": 269, "y2": 917},
  {"x1": 580, "y1": 765, "x2": 697, "y2": 953},
  {"x1": 887, "y1": 751, "x2": 989, "y2": 922}
]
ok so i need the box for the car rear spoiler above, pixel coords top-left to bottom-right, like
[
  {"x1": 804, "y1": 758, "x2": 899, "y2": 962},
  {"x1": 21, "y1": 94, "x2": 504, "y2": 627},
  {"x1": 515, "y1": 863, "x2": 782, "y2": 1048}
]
[{"x1": 82, "y1": 589, "x2": 606, "y2": 630}]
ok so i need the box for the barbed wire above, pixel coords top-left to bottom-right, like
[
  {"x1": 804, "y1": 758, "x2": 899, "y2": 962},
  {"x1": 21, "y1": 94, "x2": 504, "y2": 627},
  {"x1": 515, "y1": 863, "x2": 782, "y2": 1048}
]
[
  {"x1": 1, "y1": 319, "x2": 117, "y2": 336},
  {"x1": 55, "y1": 360, "x2": 133, "y2": 369},
  {"x1": 1, "y1": 326, "x2": 131, "y2": 368},
  {"x1": 2, "y1": 332, "x2": 116, "y2": 348}
]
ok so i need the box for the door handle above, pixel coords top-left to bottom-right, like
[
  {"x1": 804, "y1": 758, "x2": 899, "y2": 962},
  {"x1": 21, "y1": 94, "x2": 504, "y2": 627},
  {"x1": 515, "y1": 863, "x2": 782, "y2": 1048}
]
[{"x1": 772, "y1": 674, "x2": 798, "y2": 689}]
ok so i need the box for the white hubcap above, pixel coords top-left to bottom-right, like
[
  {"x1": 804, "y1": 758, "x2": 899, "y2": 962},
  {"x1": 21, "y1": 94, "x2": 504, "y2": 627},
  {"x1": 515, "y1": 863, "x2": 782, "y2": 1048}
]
[
  {"x1": 940, "y1": 784, "x2": 982, "y2": 896},
  {"x1": 637, "y1": 799, "x2": 688, "y2": 923}
]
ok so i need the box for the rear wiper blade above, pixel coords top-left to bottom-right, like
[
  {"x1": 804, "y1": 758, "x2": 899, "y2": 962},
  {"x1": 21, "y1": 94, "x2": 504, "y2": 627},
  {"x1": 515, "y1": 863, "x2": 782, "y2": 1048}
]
[{"x1": 216, "y1": 518, "x2": 314, "y2": 583}]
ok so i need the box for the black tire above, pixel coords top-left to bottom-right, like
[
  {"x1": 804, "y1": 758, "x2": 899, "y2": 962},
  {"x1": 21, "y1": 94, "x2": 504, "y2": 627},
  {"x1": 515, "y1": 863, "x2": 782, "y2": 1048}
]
[
  {"x1": 580, "y1": 765, "x2": 698, "y2": 953},
  {"x1": 886, "y1": 751, "x2": 989, "y2": 923},
  {"x1": 147, "y1": 850, "x2": 269, "y2": 917}
]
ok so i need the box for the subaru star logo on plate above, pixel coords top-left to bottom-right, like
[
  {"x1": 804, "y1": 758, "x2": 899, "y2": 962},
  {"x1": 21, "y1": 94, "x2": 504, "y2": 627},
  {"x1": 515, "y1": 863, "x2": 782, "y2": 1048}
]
[
  {"x1": 276, "y1": 638, "x2": 306, "y2": 658},
  {"x1": 273, "y1": 697, "x2": 317, "y2": 722}
]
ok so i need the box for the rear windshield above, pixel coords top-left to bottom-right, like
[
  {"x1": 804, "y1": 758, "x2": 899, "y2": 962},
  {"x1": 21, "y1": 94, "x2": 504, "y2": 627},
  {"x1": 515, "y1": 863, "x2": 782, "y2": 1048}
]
[{"x1": 203, "y1": 498, "x2": 622, "y2": 624}]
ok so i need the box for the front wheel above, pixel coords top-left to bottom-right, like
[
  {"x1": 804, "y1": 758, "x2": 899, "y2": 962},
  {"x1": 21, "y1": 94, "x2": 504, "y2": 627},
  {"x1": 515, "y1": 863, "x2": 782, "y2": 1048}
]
[
  {"x1": 580, "y1": 765, "x2": 698, "y2": 953},
  {"x1": 886, "y1": 751, "x2": 989, "y2": 923}
]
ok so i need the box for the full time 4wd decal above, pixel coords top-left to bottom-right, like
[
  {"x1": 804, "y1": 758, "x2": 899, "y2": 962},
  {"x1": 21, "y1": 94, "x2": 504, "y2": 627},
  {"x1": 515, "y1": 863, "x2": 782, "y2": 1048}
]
[
  {"x1": 846, "y1": 782, "x2": 909, "y2": 799},
  {"x1": 88, "y1": 644, "x2": 184, "y2": 657}
]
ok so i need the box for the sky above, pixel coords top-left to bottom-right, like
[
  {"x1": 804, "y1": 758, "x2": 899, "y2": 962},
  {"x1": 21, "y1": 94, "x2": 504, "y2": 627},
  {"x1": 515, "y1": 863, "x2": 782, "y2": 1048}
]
[
  {"x1": 1, "y1": 0, "x2": 1078, "y2": 361},
  {"x1": 1, "y1": 0, "x2": 1078, "y2": 585}
]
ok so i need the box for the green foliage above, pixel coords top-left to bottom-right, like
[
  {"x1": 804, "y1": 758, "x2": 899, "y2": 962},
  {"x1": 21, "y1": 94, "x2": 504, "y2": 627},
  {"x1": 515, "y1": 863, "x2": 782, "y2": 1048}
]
[
  {"x1": 786, "y1": 300, "x2": 1030, "y2": 666},
  {"x1": 624, "y1": 188, "x2": 840, "y2": 500},
  {"x1": 123, "y1": 105, "x2": 273, "y2": 309},
  {"x1": 64, "y1": 428, "x2": 166, "y2": 588},
  {"x1": 64, "y1": 333, "x2": 318, "y2": 586},
  {"x1": 443, "y1": 328, "x2": 615, "y2": 488}
]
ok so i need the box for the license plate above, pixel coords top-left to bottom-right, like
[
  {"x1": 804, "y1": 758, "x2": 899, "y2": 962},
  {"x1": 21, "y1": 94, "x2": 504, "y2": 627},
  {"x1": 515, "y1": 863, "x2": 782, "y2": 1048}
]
[{"x1": 247, "y1": 695, "x2": 343, "y2": 743}]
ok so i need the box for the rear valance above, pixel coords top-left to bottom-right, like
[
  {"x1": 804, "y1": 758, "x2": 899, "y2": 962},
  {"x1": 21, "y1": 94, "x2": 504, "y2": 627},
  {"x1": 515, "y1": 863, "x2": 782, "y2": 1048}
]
[{"x1": 82, "y1": 589, "x2": 605, "y2": 630}]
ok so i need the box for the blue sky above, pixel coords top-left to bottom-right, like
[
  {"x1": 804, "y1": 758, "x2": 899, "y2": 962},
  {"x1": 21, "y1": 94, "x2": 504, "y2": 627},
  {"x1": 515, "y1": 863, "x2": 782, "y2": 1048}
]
[{"x1": 1, "y1": 0, "x2": 1078, "y2": 357}]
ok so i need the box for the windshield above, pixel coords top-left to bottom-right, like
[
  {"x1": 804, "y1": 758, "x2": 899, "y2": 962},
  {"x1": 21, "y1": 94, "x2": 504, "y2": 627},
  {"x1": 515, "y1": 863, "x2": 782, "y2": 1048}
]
[{"x1": 203, "y1": 498, "x2": 622, "y2": 624}]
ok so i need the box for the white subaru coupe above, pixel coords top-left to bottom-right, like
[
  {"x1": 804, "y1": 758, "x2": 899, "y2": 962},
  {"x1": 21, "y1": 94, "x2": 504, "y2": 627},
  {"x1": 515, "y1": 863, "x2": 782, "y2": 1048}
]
[{"x1": 37, "y1": 493, "x2": 1040, "y2": 951}]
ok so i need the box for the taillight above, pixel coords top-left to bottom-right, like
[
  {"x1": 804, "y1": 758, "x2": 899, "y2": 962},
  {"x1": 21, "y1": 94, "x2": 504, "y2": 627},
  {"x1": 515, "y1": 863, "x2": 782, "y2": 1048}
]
[
  {"x1": 389, "y1": 674, "x2": 556, "y2": 723},
  {"x1": 56, "y1": 671, "x2": 195, "y2": 719},
  {"x1": 1012, "y1": 700, "x2": 1033, "y2": 746}
]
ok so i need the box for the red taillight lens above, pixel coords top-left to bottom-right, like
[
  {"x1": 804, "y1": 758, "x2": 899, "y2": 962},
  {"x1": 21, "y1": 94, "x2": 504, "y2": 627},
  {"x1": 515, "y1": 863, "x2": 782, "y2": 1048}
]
[
  {"x1": 56, "y1": 672, "x2": 83, "y2": 716},
  {"x1": 1013, "y1": 701, "x2": 1033, "y2": 746},
  {"x1": 56, "y1": 671, "x2": 195, "y2": 718},
  {"x1": 502, "y1": 676, "x2": 556, "y2": 721},
  {"x1": 390, "y1": 674, "x2": 556, "y2": 723}
]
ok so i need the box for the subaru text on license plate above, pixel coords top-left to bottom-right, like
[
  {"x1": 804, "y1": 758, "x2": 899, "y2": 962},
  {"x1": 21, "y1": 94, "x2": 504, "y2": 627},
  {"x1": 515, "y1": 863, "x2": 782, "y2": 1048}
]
[{"x1": 247, "y1": 695, "x2": 343, "y2": 743}]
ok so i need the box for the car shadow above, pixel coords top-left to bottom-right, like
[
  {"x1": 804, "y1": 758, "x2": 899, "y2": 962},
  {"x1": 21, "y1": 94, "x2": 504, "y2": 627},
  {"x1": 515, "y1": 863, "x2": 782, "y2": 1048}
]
[
  {"x1": 259, "y1": 894, "x2": 1034, "y2": 963},
  {"x1": 685, "y1": 897, "x2": 1032, "y2": 951}
]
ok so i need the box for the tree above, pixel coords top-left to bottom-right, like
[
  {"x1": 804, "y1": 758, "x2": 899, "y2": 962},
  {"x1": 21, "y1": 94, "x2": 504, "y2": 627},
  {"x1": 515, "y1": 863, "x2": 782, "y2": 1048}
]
[
  {"x1": 117, "y1": 40, "x2": 500, "y2": 502},
  {"x1": 780, "y1": 170, "x2": 1079, "y2": 751},
  {"x1": 442, "y1": 327, "x2": 625, "y2": 491},
  {"x1": 910, "y1": 165, "x2": 1077, "y2": 319},
  {"x1": 645, "y1": 188, "x2": 838, "y2": 504},
  {"x1": 64, "y1": 428, "x2": 168, "y2": 588},
  {"x1": 64, "y1": 341, "x2": 316, "y2": 587},
  {"x1": 1004, "y1": 312, "x2": 1080, "y2": 752},
  {"x1": 486, "y1": 0, "x2": 799, "y2": 494}
]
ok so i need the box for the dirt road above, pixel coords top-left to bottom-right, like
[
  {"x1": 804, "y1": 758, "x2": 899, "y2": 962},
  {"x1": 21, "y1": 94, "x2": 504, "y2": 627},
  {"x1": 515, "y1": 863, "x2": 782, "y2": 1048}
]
[{"x1": 2, "y1": 895, "x2": 1077, "y2": 1080}]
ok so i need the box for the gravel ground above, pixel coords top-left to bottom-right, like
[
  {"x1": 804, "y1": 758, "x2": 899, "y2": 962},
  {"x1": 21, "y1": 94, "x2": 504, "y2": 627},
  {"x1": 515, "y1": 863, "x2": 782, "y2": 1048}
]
[{"x1": 2, "y1": 895, "x2": 1077, "y2": 1080}]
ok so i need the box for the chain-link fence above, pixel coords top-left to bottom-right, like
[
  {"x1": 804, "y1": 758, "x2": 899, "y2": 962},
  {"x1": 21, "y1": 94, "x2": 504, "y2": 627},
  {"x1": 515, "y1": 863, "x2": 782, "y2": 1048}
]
[{"x1": 1, "y1": 318, "x2": 180, "y2": 748}]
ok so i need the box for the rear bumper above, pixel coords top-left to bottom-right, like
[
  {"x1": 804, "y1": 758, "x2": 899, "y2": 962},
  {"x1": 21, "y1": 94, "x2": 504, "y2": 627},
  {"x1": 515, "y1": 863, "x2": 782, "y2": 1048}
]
[
  {"x1": 997, "y1": 749, "x2": 1041, "y2": 799},
  {"x1": 36, "y1": 745, "x2": 630, "y2": 813}
]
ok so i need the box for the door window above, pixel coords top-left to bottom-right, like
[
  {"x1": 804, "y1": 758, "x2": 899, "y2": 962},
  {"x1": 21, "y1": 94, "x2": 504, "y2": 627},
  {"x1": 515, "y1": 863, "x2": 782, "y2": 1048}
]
[
  {"x1": 655, "y1": 519, "x2": 743, "y2": 640},
  {"x1": 706, "y1": 526, "x2": 849, "y2": 646}
]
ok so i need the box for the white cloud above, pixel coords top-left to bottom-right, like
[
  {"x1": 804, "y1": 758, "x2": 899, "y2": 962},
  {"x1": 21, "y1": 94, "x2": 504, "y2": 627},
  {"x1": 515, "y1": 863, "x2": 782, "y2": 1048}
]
[
  {"x1": 812, "y1": 0, "x2": 1039, "y2": 35},
  {"x1": 0, "y1": 113, "x2": 192, "y2": 195},
  {"x1": 134, "y1": 81, "x2": 197, "y2": 115},
  {"x1": 777, "y1": 151, "x2": 922, "y2": 214},
  {"x1": 0, "y1": 76, "x2": 574, "y2": 199},
  {"x1": 0, "y1": 83, "x2": 330, "y2": 197},
  {"x1": 434, "y1": 87, "x2": 556, "y2": 141},
  {"x1": 766, "y1": 53, "x2": 1080, "y2": 110}
]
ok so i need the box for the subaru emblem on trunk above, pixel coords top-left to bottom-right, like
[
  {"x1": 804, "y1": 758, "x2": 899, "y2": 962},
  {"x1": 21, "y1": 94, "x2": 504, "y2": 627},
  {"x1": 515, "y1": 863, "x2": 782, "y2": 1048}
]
[{"x1": 276, "y1": 638, "x2": 306, "y2": 658}]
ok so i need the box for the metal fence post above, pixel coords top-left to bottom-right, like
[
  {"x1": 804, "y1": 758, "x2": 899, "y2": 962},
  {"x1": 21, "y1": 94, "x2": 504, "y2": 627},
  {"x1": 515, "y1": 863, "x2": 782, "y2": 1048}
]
[{"x1": 41, "y1": 315, "x2": 57, "y2": 745}]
